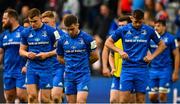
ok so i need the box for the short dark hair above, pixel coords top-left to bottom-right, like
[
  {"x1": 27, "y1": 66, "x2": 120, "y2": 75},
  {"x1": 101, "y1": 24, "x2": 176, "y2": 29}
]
[
  {"x1": 132, "y1": 9, "x2": 144, "y2": 20},
  {"x1": 4, "y1": 8, "x2": 18, "y2": 20},
  {"x1": 118, "y1": 16, "x2": 131, "y2": 23},
  {"x1": 28, "y1": 8, "x2": 41, "y2": 19},
  {"x1": 155, "y1": 19, "x2": 166, "y2": 26},
  {"x1": 23, "y1": 18, "x2": 29, "y2": 24},
  {"x1": 64, "y1": 14, "x2": 78, "y2": 27}
]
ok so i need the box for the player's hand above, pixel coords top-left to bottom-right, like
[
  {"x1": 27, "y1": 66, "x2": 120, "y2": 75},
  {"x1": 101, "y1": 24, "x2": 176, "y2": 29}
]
[
  {"x1": 119, "y1": 51, "x2": 129, "y2": 59},
  {"x1": 21, "y1": 66, "x2": 27, "y2": 74},
  {"x1": 36, "y1": 52, "x2": 48, "y2": 60},
  {"x1": 110, "y1": 69, "x2": 116, "y2": 75},
  {"x1": 27, "y1": 52, "x2": 37, "y2": 60},
  {"x1": 172, "y1": 72, "x2": 179, "y2": 82},
  {"x1": 143, "y1": 55, "x2": 153, "y2": 63},
  {"x1": 102, "y1": 67, "x2": 111, "y2": 77}
]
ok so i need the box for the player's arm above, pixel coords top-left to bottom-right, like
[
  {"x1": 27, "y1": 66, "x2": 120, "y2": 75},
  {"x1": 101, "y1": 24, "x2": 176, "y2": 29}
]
[
  {"x1": 89, "y1": 40, "x2": 99, "y2": 64},
  {"x1": 172, "y1": 47, "x2": 179, "y2": 82},
  {"x1": 102, "y1": 46, "x2": 111, "y2": 77},
  {"x1": 105, "y1": 37, "x2": 128, "y2": 59},
  {"x1": 90, "y1": 48, "x2": 99, "y2": 64},
  {"x1": 19, "y1": 44, "x2": 36, "y2": 60},
  {"x1": 109, "y1": 52, "x2": 116, "y2": 75},
  {"x1": 144, "y1": 40, "x2": 166, "y2": 63},
  {"x1": 36, "y1": 49, "x2": 56, "y2": 60},
  {"x1": 57, "y1": 55, "x2": 65, "y2": 64},
  {"x1": 0, "y1": 48, "x2": 4, "y2": 64}
]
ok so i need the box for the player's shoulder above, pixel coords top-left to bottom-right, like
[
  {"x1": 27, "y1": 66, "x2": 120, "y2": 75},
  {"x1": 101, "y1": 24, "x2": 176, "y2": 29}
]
[
  {"x1": 165, "y1": 32, "x2": 176, "y2": 40},
  {"x1": 142, "y1": 24, "x2": 154, "y2": 30},
  {"x1": 79, "y1": 30, "x2": 93, "y2": 41}
]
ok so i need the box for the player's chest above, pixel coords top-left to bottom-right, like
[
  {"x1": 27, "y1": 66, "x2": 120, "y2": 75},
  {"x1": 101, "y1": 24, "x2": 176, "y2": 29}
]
[
  {"x1": 63, "y1": 38, "x2": 86, "y2": 50},
  {"x1": 27, "y1": 31, "x2": 49, "y2": 43},
  {"x1": 3, "y1": 32, "x2": 21, "y2": 46},
  {"x1": 123, "y1": 29, "x2": 148, "y2": 44}
]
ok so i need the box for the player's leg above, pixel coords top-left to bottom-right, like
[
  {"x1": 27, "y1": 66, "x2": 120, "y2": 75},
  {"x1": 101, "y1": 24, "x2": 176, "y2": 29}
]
[
  {"x1": 110, "y1": 76, "x2": 120, "y2": 103},
  {"x1": 51, "y1": 69, "x2": 64, "y2": 103},
  {"x1": 119, "y1": 69, "x2": 133, "y2": 103},
  {"x1": 3, "y1": 76, "x2": 16, "y2": 103},
  {"x1": 26, "y1": 84, "x2": 38, "y2": 103},
  {"x1": 76, "y1": 72, "x2": 90, "y2": 103},
  {"x1": 4, "y1": 89, "x2": 16, "y2": 103},
  {"x1": 52, "y1": 87, "x2": 63, "y2": 103},
  {"x1": 134, "y1": 68, "x2": 148, "y2": 103},
  {"x1": 159, "y1": 69, "x2": 172, "y2": 103},
  {"x1": 148, "y1": 78, "x2": 159, "y2": 103},
  {"x1": 40, "y1": 89, "x2": 52, "y2": 103},
  {"x1": 26, "y1": 70, "x2": 38, "y2": 103},
  {"x1": 39, "y1": 71, "x2": 53, "y2": 103},
  {"x1": 16, "y1": 73, "x2": 27, "y2": 102},
  {"x1": 77, "y1": 91, "x2": 88, "y2": 103},
  {"x1": 64, "y1": 72, "x2": 77, "y2": 103}
]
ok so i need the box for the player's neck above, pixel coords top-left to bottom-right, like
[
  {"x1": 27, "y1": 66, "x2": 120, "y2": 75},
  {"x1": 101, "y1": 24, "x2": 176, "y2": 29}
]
[
  {"x1": 160, "y1": 31, "x2": 166, "y2": 36},
  {"x1": 11, "y1": 22, "x2": 19, "y2": 32}
]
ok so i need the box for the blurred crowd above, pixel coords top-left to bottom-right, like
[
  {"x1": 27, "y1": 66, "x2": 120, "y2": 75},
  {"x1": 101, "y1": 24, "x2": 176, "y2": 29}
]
[{"x1": 0, "y1": 0, "x2": 180, "y2": 75}]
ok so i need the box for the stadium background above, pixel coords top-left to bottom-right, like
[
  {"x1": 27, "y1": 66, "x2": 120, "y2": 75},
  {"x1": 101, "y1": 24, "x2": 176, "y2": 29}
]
[{"x1": 0, "y1": 0, "x2": 180, "y2": 103}]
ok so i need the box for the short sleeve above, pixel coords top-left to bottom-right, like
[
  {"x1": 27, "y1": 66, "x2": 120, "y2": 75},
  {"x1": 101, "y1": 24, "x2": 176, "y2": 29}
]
[
  {"x1": 83, "y1": 33, "x2": 97, "y2": 52},
  {"x1": 56, "y1": 37, "x2": 64, "y2": 56},
  {"x1": 0, "y1": 33, "x2": 4, "y2": 48},
  {"x1": 111, "y1": 27, "x2": 123, "y2": 42},
  {"x1": 150, "y1": 28, "x2": 161, "y2": 44},
  {"x1": 21, "y1": 29, "x2": 28, "y2": 45}
]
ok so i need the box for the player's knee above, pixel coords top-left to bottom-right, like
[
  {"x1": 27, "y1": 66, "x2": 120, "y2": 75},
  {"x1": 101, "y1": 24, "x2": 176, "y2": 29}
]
[
  {"x1": 110, "y1": 99, "x2": 118, "y2": 103},
  {"x1": 5, "y1": 94, "x2": 16, "y2": 103},
  {"x1": 149, "y1": 94, "x2": 158, "y2": 102},
  {"x1": 17, "y1": 93, "x2": 27, "y2": 102},
  {"x1": 110, "y1": 97, "x2": 119, "y2": 103},
  {"x1": 52, "y1": 97, "x2": 61, "y2": 103},
  {"x1": 77, "y1": 97, "x2": 87, "y2": 103},
  {"x1": 159, "y1": 93, "x2": 167, "y2": 102},
  {"x1": 41, "y1": 95, "x2": 51, "y2": 103},
  {"x1": 28, "y1": 94, "x2": 37, "y2": 103}
]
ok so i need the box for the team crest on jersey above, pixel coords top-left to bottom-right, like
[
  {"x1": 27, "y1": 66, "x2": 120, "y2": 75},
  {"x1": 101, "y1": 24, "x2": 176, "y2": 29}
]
[
  {"x1": 16, "y1": 32, "x2": 20, "y2": 38},
  {"x1": 134, "y1": 36, "x2": 139, "y2": 39},
  {"x1": 35, "y1": 38, "x2": 40, "y2": 41},
  {"x1": 79, "y1": 38, "x2": 84, "y2": 44},
  {"x1": 8, "y1": 39, "x2": 13, "y2": 42},
  {"x1": 3, "y1": 35, "x2": 7, "y2": 39},
  {"x1": 163, "y1": 37, "x2": 168, "y2": 42},
  {"x1": 42, "y1": 31, "x2": 47, "y2": 37},
  {"x1": 71, "y1": 46, "x2": 76, "y2": 49},
  {"x1": 141, "y1": 30, "x2": 147, "y2": 35},
  {"x1": 64, "y1": 40, "x2": 69, "y2": 45}
]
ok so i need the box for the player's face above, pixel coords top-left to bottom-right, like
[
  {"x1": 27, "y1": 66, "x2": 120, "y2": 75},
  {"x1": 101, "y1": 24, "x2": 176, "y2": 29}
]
[
  {"x1": 118, "y1": 21, "x2": 128, "y2": 27},
  {"x1": 42, "y1": 17, "x2": 55, "y2": 27},
  {"x1": 154, "y1": 23, "x2": 165, "y2": 35},
  {"x1": 131, "y1": 17, "x2": 143, "y2": 29},
  {"x1": 66, "y1": 24, "x2": 79, "y2": 38},
  {"x1": 23, "y1": 22, "x2": 30, "y2": 28},
  {"x1": 2, "y1": 13, "x2": 12, "y2": 29},
  {"x1": 29, "y1": 16, "x2": 42, "y2": 29}
]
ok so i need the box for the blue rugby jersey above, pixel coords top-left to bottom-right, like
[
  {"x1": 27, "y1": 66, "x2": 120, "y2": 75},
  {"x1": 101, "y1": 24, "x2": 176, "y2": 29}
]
[
  {"x1": 57, "y1": 31, "x2": 97, "y2": 73},
  {"x1": 149, "y1": 32, "x2": 178, "y2": 69},
  {"x1": 52, "y1": 28, "x2": 65, "y2": 72},
  {"x1": 21, "y1": 24, "x2": 59, "y2": 70},
  {"x1": 111, "y1": 23, "x2": 160, "y2": 68},
  {"x1": 0, "y1": 26, "x2": 26, "y2": 74}
]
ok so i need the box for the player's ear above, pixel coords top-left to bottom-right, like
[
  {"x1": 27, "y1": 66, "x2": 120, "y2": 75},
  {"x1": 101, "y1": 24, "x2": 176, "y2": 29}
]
[
  {"x1": 76, "y1": 23, "x2": 79, "y2": 28},
  {"x1": 130, "y1": 16, "x2": 134, "y2": 21}
]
